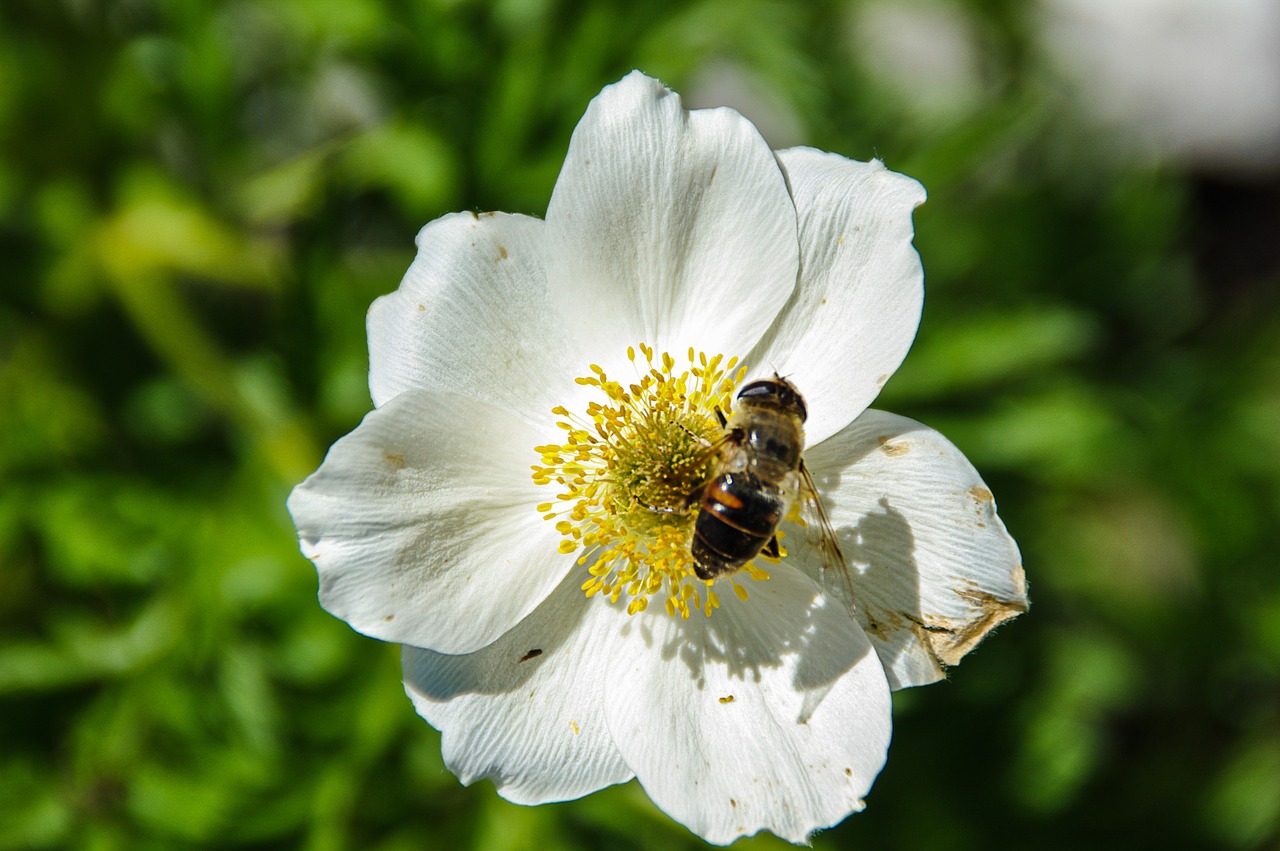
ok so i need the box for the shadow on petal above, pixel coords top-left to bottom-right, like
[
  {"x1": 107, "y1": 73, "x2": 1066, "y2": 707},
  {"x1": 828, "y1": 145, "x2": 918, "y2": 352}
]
[
  {"x1": 840, "y1": 497, "x2": 934, "y2": 671},
  {"x1": 632, "y1": 565, "x2": 875, "y2": 726},
  {"x1": 600, "y1": 555, "x2": 890, "y2": 846},
  {"x1": 801, "y1": 410, "x2": 1029, "y2": 688}
]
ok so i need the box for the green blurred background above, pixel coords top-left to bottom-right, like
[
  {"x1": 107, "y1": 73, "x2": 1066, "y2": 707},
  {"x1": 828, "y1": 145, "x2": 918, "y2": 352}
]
[{"x1": 3, "y1": 0, "x2": 1280, "y2": 848}]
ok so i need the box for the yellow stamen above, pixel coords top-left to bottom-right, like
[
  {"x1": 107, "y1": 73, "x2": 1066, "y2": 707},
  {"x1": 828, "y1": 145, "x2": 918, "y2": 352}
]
[{"x1": 532, "y1": 346, "x2": 771, "y2": 617}]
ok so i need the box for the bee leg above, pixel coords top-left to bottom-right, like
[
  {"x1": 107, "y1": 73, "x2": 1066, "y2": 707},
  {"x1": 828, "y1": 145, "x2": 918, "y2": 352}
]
[
  {"x1": 638, "y1": 483, "x2": 705, "y2": 515},
  {"x1": 761, "y1": 535, "x2": 781, "y2": 560},
  {"x1": 682, "y1": 483, "x2": 707, "y2": 513},
  {"x1": 676, "y1": 420, "x2": 717, "y2": 448},
  {"x1": 637, "y1": 500, "x2": 681, "y2": 515},
  {"x1": 715, "y1": 408, "x2": 728, "y2": 428}
]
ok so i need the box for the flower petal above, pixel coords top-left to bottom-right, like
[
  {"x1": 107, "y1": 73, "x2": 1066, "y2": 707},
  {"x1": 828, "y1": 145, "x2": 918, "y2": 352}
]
[
  {"x1": 286, "y1": 389, "x2": 570, "y2": 655},
  {"x1": 802, "y1": 410, "x2": 1028, "y2": 690},
  {"x1": 604, "y1": 567, "x2": 891, "y2": 845},
  {"x1": 403, "y1": 571, "x2": 634, "y2": 804},
  {"x1": 747, "y1": 148, "x2": 926, "y2": 445},
  {"x1": 368, "y1": 211, "x2": 578, "y2": 413},
  {"x1": 545, "y1": 71, "x2": 799, "y2": 371}
]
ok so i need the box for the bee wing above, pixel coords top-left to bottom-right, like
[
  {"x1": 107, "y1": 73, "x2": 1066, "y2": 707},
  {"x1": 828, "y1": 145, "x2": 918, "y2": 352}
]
[
  {"x1": 698, "y1": 428, "x2": 737, "y2": 457},
  {"x1": 684, "y1": 432, "x2": 736, "y2": 498},
  {"x1": 798, "y1": 461, "x2": 856, "y2": 613}
]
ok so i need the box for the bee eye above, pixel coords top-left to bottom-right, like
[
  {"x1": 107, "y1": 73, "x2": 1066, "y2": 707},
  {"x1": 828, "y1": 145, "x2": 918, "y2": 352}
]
[
  {"x1": 736, "y1": 380, "x2": 777, "y2": 402},
  {"x1": 736, "y1": 379, "x2": 807, "y2": 422}
]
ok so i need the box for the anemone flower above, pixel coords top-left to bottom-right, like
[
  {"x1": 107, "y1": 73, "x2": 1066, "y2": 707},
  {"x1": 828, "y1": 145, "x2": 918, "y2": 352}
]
[{"x1": 288, "y1": 71, "x2": 1026, "y2": 844}]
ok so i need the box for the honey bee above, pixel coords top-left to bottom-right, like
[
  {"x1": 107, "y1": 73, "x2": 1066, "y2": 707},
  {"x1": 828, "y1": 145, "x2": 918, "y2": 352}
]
[{"x1": 690, "y1": 376, "x2": 852, "y2": 604}]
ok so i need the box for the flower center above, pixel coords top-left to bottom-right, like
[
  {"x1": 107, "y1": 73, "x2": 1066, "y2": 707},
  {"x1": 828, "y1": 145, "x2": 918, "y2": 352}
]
[{"x1": 532, "y1": 345, "x2": 774, "y2": 619}]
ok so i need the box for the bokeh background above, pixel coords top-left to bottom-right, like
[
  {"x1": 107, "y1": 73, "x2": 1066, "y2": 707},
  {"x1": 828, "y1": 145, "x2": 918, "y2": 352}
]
[{"x1": 4, "y1": 0, "x2": 1280, "y2": 848}]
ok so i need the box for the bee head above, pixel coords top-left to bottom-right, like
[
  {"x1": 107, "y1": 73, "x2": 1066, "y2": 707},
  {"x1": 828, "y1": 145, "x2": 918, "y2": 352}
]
[{"x1": 736, "y1": 376, "x2": 808, "y2": 422}]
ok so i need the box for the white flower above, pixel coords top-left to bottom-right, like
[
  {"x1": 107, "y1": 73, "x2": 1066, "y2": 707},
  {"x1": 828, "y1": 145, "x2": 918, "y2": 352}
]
[{"x1": 287, "y1": 71, "x2": 1027, "y2": 845}]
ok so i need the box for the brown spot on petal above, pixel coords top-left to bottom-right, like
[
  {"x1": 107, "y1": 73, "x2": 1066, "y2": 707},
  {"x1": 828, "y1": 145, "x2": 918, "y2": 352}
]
[
  {"x1": 417, "y1": 303, "x2": 425, "y2": 311},
  {"x1": 876, "y1": 374, "x2": 889, "y2": 385},
  {"x1": 1008, "y1": 563, "x2": 1028, "y2": 597},
  {"x1": 844, "y1": 768, "x2": 852, "y2": 777},
  {"x1": 498, "y1": 245, "x2": 508, "y2": 260},
  {"x1": 385, "y1": 453, "x2": 406, "y2": 469},
  {"x1": 718, "y1": 695, "x2": 735, "y2": 704},
  {"x1": 518, "y1": 648, "x2": 543, "y2": 663},
  {"x1": 730, "y1": 799, "x2": 737, "y2": 808},
  {"x1": 969, "y1": 486, "x2": 994, "y2": 502},
  {"x1": 878, "y1": 436, "x2": 910, "y2": 456},
  {"x1": 861, "y1": 607, "x2": 908, "y2": 641},
  {"x1": 384, "y1": 614, "x2": 394, "y2": 622},
  {"x1": 917, "y1": 586, "x2": 1029, "y2": 667}
]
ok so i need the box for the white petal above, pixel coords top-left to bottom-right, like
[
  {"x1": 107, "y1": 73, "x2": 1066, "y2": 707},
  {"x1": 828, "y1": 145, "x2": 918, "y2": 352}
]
[
  {"x1": 287, "y1": 389, "x2": 570, "y2": 655},
  {"x1": 545, "y1": 71, "x2": 798, "y2": 373},
  {"x1": 604, "y1": 567, "x2": 891, "y2": 845},
  {"x1": 747, "y1": 148, "x2": 926, "y2": 445},
  {"x1": 403, "y1": 571, "x2": 634, "y2": 804},
  {"x1": 368, "y1": 211, "x2": 579, "y2": 413},
  {"x1": 802, "y1": 410, "x2": 1027, "y2": 690}
]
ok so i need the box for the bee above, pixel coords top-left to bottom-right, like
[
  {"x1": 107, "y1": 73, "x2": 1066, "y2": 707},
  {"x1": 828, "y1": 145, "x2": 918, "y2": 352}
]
[{"x1": 690, "y1": 376, "x2": 852, "y2": 604}]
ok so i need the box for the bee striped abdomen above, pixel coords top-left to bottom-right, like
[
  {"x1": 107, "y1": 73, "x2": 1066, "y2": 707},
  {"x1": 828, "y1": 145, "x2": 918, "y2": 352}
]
[
  {"x1": 688, "y1": 376, "x2": 808, "y2": 583},
  {"x1": 691, "y1": 472, "x2": 787, "y2": 580}
]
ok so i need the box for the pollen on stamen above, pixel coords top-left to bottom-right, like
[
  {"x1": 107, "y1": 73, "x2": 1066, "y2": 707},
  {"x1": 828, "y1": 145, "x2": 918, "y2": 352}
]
[{"x1": 531, "y1": 346, "x2": 772, "y2": 618}]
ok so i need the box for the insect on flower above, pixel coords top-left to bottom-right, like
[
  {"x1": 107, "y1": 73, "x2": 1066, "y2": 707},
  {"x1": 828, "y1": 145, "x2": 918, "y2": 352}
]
[
  {"x1": 288, "y1": 71, "x2": 1028, "y2": 845},
  {"x1": 677, "y1": 375, "x2": 853, "y2": 602}
]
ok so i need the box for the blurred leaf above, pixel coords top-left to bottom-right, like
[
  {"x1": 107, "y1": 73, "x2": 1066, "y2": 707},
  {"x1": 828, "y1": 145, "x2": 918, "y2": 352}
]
[
  {"x1": 94, "y1": 172, "x2": 285, "y2": 291},
  {"x1": 925, "y1": 379, "x2": 1126, "y2": 481},
  {"x1": 0, "y1": 329, "x2": 106, "y2": 471},
  {"x1": 885, "y1": 305, "x2": 1099, "y2": 403},
  {"x1": 342, "y1": 120, "x2": 459, "y2": 220},
  {"x1": 237, "y1": 146, "x2": 332, "y2": 226},
  {"x1": 0, "y1": 596, "x2": 181, "y2": 694},
  {"x1": 1204, "y1": 738, "x2": 1280, "y2": 848},
  {"x1": 0, "y1": 760, "x2": 71, "y2": 849},
  {"x1": 1010, "y1": 629, "x2": 1140, "y2": 813},
  {"x1": 127, "y1": 763, "x2": 237, "y2": 842}
]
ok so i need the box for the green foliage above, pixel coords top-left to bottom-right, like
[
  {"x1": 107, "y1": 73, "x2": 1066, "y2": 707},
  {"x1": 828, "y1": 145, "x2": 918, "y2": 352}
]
[{"x1": 3, "y1": 0, "x2": 1279, "y2": 848}]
